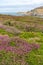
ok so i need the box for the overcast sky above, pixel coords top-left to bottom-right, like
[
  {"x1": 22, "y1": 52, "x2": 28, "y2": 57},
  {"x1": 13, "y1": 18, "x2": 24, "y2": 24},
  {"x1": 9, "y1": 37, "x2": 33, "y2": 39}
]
[{"x1": 0, "y1": 0, "x2": 43, "y2": 12}]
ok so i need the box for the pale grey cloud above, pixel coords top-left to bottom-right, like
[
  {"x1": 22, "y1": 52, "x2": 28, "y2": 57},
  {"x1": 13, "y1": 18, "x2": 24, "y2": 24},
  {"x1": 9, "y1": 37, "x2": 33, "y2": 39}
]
[
  {"x1": 0, "y1": 0, "x2": 43, "y2": 6},
  {"x1": 0, "y1": 0, "x2": 43, "y2": 12}
]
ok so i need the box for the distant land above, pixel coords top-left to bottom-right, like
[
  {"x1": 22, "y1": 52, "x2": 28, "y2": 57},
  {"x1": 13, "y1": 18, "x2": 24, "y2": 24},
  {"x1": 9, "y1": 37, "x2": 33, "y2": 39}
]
[{"x1": 18, "y1": 6, "x2": 43, "y2": 18}]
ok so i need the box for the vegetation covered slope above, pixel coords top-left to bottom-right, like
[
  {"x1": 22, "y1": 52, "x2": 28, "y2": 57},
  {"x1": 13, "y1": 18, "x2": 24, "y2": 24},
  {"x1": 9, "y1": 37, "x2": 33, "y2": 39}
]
[
  {"x1": 0, "y1": 15, "x2": 43, "y2": 32},
  {"x1": 0, "y1": 15, "x2": 43, "y2": 65}
]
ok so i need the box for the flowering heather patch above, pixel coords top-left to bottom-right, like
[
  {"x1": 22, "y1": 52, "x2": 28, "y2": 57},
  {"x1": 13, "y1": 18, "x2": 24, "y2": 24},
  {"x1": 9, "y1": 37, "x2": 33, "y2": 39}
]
[
  {"x1": 11, "y1": 37, "x2": 40, "y2": 55},
  {"x1": 0, "y1": 35, "x2": 10, "y2": 51},
  {"x1": 0, "y1": 24, "x2": 21, "y2": 34},
  {"x1": 0, "y1": 35, "x2": 40, "y2": 56},
  {"x1": 0, "y1": 35, "x2": 10, "y2": 45},
  {"x1": 31, "y1": 43, "x2": 40, "y2": 49}
]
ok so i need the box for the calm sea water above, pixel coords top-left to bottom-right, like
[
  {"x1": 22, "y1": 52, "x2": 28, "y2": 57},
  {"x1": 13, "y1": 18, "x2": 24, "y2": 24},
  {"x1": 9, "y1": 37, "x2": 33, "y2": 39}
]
[{"x1": 0, "y1": 12, "x2": 25, "y2": 16}]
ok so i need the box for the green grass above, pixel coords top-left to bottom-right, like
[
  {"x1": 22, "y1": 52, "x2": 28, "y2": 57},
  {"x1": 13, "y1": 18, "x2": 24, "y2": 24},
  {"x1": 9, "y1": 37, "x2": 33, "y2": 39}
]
[
  {"x1": 19, "y1": 32, "x2": 43, "y2": 65},
  {"x1": 0, "y1": 28, "x2": 14, "y2": 37},
  {"x1": 10, "y1": 41, "x2": 16, "y2": 47},
  {"x1": 19, "y1": 32, "x2": 43, "y2": 43},
  {"x1": 0, "y1": 50, "x2": 17, "y2": 65}
]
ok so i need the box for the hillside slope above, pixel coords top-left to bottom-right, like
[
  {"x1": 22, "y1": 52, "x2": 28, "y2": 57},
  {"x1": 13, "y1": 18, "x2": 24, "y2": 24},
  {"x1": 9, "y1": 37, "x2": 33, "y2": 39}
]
[
  {"x1": 0, "y1": 15, "x2": 43, "y2": 32},
  {"x1": 27, "y1": 6, "x2": 43, "y2": 17},
  {"x1": 0, "y1": 15, "x2": 43, "y2": 65}
]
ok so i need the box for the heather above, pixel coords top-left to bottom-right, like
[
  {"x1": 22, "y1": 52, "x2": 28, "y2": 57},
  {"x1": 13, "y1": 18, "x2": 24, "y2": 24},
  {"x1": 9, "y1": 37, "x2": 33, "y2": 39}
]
[
  {"x1": 0, "y1": 28, "x2": 14, "y2": 37},
  {"x1": 0, "y1": 15, "x2": 43, "y2": 65},
  {"x1": 0, "y1": 35, "x2": 40, "y2": 65}
]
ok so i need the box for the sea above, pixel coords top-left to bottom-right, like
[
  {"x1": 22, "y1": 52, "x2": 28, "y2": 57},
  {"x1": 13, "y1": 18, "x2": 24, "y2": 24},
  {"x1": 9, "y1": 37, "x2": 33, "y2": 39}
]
[{"x1": 0, "y1": 12, "x2": 25, "y2": 16}]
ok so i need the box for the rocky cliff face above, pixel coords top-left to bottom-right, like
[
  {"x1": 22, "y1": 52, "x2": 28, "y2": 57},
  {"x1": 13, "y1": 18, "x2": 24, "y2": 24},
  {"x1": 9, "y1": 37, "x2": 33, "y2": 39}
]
[{"x1": 27, "y1": 6, "x2": 43, "y2": 17}]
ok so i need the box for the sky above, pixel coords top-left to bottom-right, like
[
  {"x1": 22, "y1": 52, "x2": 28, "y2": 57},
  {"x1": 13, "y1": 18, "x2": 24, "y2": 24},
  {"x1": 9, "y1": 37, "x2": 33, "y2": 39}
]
[{"x1": 0, "y1": 0, "x2": 43, "y2": 12}]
